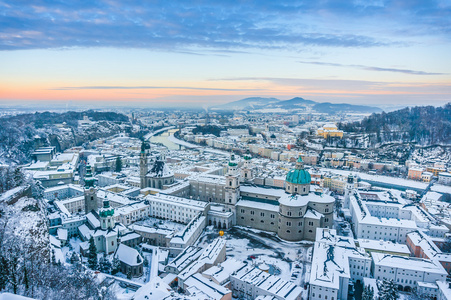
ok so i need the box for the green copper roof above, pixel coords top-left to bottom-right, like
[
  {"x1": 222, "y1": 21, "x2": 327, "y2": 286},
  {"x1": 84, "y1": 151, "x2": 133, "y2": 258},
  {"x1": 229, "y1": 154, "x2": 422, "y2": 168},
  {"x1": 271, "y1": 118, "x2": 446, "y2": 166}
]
[
  {"x1": 99, "y1": 208, "x2": 114, "y2": 218},
  {"x1": 297, "y1": 156, "x2": 303, "y2": 163},
  {"x1": 229, "y1": 154, "x2": 237, "y2": 166},
  {"x1": 286, "y1": 168, "x2": 311, "y2": 185}
]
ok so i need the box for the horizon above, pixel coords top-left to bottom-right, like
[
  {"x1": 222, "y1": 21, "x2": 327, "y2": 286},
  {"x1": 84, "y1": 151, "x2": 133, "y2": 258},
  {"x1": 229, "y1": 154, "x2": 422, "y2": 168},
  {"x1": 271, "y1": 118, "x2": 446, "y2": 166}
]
[{"x1": 1, "y1": 1, "x2": 450, "y2": 107}]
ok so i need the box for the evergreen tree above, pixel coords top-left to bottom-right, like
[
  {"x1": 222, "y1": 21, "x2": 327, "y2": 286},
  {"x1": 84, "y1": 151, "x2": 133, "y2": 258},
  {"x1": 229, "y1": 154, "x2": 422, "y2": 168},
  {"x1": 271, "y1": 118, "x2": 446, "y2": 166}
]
[
  {"x1": 88, "y1": 237, "x2": 98, "y2": 270},
  {"x1": 13, "y1": 167, "x2": 24, "y2": 187},
  {"x1": 70, "y1": 252, "x2": 80, "y2": 264},
  {"x1": 115, "y1": 157, "x2": 122, "y2": 172},
  {"x1": 23, "y1": 267, "x2": 29, "y2": 291},
  {"x1": 362, "y1": 285, "x2": 374, "y2": 300},
  {"x1": 0, "y1": 255, "x2": 9, "y2": 291},
  {"x1": 111, "y1": 256, "x2": 120, "y2": 275},
  {"x1": 98, "y1": 257, "x2": 112, "y2": 274},
  {"x1": 378, "y1": 279, "x2": 399, "y2": 300}
]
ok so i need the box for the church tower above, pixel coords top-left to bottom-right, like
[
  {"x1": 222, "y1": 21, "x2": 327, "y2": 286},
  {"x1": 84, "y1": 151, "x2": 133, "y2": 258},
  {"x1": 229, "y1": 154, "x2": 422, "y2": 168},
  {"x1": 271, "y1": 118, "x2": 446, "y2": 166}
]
[
  {"x1": 225, "y1": 155, "x2": 240, "y2": 225},
  {"x1": 99, "y1": 196, "x2": 115, "y2": 230},
  {"x1": 240, "y1": 155, "x2": 253, "y2": 182},
  {"x1": 343, "y1": 174, "x2": 355, "y2": 209},
  {"x1": 140, "y1": 141, "x2": 148, "y2": 189},
  {"x1": 84, "y1": 165, "x2": 98, "y2": 214}
]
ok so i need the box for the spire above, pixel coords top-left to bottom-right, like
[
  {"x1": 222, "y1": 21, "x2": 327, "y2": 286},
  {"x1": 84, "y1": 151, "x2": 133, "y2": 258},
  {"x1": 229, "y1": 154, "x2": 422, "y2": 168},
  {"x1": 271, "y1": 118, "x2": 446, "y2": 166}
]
[
  {"x1": 228, "y1": 154, "x2": 237, "y2": 167},
  {"x1": 103, "y1": 194, "x2": 110, "y2": 209},
  {"x1": 84, "y1": 165, "x2": 95, "y2": 188},
  {"x1": 295, "y1": 155, "x2": 304, "y2": 169}
]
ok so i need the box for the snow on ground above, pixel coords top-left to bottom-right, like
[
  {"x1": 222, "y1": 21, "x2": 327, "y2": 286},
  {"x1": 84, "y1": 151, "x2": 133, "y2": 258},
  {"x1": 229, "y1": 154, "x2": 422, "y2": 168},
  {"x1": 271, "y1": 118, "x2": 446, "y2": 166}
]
[{"x1": 134, "y1": 216, "x2": 186, "y2": 232}]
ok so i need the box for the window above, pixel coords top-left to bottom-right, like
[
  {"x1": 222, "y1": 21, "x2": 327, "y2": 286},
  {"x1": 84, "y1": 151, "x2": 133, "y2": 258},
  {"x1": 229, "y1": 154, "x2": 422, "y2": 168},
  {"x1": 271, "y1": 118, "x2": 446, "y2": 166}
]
[
  {"x1": 309, "y1": 221, "x2": 314, "y2": 226},
  {"x1": 287, "y1": 211, "x2": 292, "y2": 216},
  {"x1": 260, "y1": 212, "x2": 265, "y2": 217},
  {"x1": 250, "y1": 211, "x2": 255, "y2": 215},
  {"x1": 241, "y1": 209, "x2": 245, "y2": 213},
  {"x1": 287, "y1": 222, "x2": 291, "y2": 226},
  {"x1": 270, "y1": 214, "x2": 275, "y2": 219}
]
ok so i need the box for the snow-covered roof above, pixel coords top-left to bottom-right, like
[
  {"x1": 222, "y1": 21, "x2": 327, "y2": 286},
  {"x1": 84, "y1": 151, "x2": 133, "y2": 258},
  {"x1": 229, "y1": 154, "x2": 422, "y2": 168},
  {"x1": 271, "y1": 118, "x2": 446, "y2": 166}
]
[
  {"x1": 184, "y1": 273, "x2": 230, "y2": 299},
  {"x1": 278, "y1": 191, "x2": 334, "y2": 207},
  {"x1": 202, "y1": 258, "x2": 246, "y2": 285},
  {"x1": 231, "y1": 265, "x2": 302, "y2": 300},
  {"x1": 357, "y1": 239, "x2": 410, "y2": 255},
  {"x1": 372, "y1": 252, "x2": 447, "y2": 274},
  {"x1": 132, "y1": 276, "x2": 172, "y2": 300},
  {"x1": 166, "y1": 246, "x2": 203, "y2": 272},
  {"x1": 114, "y1": 244, "x2": 143, "y2": 267},
  {"x1": 236, "y1": 200, "x2": 278, "y2": 212}
]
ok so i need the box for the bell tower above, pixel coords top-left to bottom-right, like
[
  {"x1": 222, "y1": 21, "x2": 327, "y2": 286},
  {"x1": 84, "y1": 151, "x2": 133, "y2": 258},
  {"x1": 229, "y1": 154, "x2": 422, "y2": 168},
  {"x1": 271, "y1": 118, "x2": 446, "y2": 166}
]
[
  {"x1": 99, "y1": 196, "x2": 115, "y2": 230},
  {"x1": 140, "y1": 141, "x2": 148, "y2": 189},
  {"x1": 225, "y1": 155, "x2": 240, "y2": 226},
  {"x1": 84, "y1": 165, "x2": 98, "y2": 214},
  {"x1": 240, "y1": 155, "x2": 253, "y2": 182}
]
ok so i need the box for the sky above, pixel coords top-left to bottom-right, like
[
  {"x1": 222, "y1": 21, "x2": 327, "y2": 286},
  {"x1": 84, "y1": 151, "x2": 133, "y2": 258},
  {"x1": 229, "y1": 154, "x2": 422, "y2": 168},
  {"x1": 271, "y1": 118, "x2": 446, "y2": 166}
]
[{"x1": 0, "y1": 0, "x2": 450, "y2": 108}]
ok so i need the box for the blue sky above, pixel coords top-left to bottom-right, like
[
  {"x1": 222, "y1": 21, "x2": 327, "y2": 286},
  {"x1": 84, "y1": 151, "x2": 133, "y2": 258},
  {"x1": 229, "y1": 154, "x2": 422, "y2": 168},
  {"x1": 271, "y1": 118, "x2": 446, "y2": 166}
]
[{"x1": 0, "y1": 0, "x2": 450, "y2": 107}]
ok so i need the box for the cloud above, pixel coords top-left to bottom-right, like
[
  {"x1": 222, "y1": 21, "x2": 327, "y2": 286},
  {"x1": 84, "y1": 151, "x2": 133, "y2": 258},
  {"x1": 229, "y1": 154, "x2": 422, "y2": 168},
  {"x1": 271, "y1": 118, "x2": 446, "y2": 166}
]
[
  {"x1": 2, "y1": 0, "x2": 438, "y2": 51},
  {"x1": 51, "y1": 86, "x2": 264, "y2": 92},
  {"x1": 210, "y1": 76, "x2": 451, "y2": 94},
  {"x1": 298, "y1": 61, "x2": 447, "y2": 75}
]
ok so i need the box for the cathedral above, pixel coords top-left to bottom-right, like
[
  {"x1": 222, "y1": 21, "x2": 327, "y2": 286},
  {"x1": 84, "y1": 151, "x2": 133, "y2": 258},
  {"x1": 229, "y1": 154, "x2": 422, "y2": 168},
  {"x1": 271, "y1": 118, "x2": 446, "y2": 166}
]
[{"x1": 140, "y1": 142, "x2": 175, "y2": 189}]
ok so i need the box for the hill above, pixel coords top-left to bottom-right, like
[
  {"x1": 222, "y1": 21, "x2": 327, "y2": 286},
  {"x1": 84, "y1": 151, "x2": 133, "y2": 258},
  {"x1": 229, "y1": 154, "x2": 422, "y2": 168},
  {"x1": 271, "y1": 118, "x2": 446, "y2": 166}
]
[
  {"x1": 0, "y1": 110, "x2": 131, "y2": 165},
  {"x1": 211, "y1": 96, "x2": 382, "y2": 113},
  {"x1": 339, "y1": 103, "x2": 451, "y2": 145}
]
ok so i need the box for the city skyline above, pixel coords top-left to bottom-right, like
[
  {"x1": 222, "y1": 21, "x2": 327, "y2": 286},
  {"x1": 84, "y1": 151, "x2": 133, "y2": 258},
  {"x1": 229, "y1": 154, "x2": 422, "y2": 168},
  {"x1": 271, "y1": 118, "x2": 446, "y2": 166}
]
[{"x1": 1, "y1": 1, "x2": 450, "y2": 107}]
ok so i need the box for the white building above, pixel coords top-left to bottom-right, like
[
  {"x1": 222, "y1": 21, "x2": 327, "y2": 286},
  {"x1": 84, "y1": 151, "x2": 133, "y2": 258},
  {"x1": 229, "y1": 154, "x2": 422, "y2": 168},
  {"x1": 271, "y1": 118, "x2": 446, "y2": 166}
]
[
  {"x1": 372, "y1": 252, "x2": 447, "y2": 291},
  {"x1": 230, "y1": 264, "x2": 303, "y2": 300},
  {"x1": 309, "y1": 228, "x2": 371, "y2": 300}
]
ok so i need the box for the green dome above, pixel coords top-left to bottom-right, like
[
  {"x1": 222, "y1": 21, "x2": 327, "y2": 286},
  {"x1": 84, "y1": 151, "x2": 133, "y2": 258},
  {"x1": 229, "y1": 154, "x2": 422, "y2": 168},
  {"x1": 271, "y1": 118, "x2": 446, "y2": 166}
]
[{"x1": 286, "y1": 168, "x2": 311, "y2": 185}]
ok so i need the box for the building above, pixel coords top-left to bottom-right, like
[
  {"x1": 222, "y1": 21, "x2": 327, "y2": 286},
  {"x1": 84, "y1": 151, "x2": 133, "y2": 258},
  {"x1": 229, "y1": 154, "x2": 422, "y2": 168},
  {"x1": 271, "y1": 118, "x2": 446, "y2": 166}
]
[
  {"x1": 139, "y1": 142, "x2": 175, "y2": 189},
  {"x1": 372, "y1": 252, "x2": 447, "y2": 291},
  {"x1": 317, "y1": 123, "x2": 344, "y2": 139},
  {"x1": 309, "y1": 228, "x2": 371, "y2": 300},
  {"x1": 230, "y1": 264, "x2": 303, "y2": 300},
  {"x1": 114, "y1": 244, "x2": 144, "y2": 277},
  {"x1": 408, "y1": 167, "x2": 425, "y2": 180}
]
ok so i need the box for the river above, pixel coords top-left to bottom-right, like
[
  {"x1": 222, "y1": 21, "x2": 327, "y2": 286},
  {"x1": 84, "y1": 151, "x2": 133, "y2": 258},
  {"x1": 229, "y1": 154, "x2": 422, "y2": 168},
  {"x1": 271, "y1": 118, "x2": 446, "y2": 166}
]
[{"x1": 149, "y1": 129, "x2": 185, "y2": 150}]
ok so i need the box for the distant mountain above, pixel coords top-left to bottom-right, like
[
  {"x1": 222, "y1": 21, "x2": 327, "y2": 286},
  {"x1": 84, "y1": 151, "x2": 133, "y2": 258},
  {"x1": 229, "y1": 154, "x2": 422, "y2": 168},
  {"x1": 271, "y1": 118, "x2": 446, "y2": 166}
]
[
  {"x1": 313, "y1": 102, "x2": 382, "y2": 114},
  {"x1": 275, "y1": 97, "x2": 317, "y2": 108},
  {"x1": 210, "y1": 96, "x2": 382, "y2": 113},
  {"x1": 213, "y1": 97, "x2": 279, "y2": 110}
]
